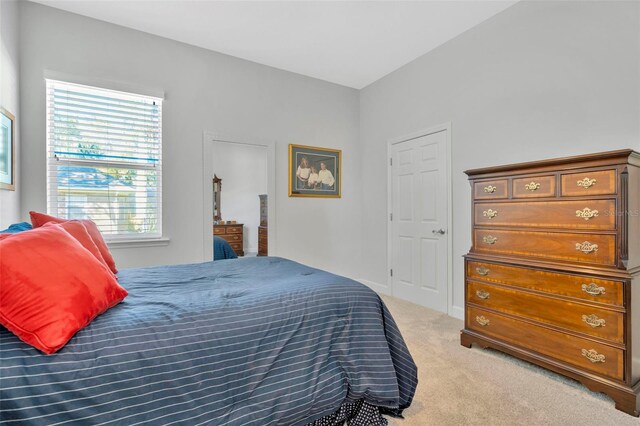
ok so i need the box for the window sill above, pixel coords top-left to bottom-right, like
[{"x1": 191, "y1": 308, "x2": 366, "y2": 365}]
[{"x1": 106, "y1": 237, "x2": 170, "y2": 249}]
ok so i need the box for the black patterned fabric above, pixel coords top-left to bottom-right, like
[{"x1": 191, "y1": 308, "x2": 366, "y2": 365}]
[{"x1": 305, "y1": 400, "x2": 390, "y2": 426}]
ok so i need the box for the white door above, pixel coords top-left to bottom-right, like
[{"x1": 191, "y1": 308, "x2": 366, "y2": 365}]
[{"x1": 390, "y1": 129, "x2": 449, "y2": 313}]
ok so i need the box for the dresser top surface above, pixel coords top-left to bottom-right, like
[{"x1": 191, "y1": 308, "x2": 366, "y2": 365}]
[{"x1": 465, "y1": 149, "x2": 640, "y2": 177}]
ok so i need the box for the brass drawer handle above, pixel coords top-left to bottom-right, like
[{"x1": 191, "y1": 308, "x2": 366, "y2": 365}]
[
  {"x1": 577, "y1": 177, "x2": 597, "y2": 189},
  {"x1": 476, "y1": 290, "x2": 490, "y2": 300},
  {"x1": 483, "y1": 209, "x2": 498, "y2": 219},
  {"x1": 524, "y1": 181, "x2": 541, "y2": 191},
  {"x1": 482, "y1": 236, "x2": 498, "y2": 245},
  {"x1": 582, "y1": 314, "x2": 606, "y2": 328},
  {"x1": 475, "y1": 316, "x2": 490, "y2": 326},
  {"x1": 484, "y1": 185, "x2": 497, "y2": 193},
  {"x1": 581, "y1": 349, "x2": 605, "y2": 363},
  {"x1": 576, "y1": 241, "x2": 598, "y2": 254},
  {"x1": 475, "y1": 266, "x2": 490, "y2": 276},
  {"x1": 575, "y1": 208, "x2": 599, "y2": 220},
  {"x1": 582, "y1": 283, "x2": 606, "y2": 296}
]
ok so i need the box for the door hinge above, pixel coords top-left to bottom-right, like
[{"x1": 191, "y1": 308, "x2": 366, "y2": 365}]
[
  {"x1": 390, "y1": 269, "x2": 393, "y2": 277},
  {"x1": 390, "y1": 157, "x2": 393, "y2": 166}
]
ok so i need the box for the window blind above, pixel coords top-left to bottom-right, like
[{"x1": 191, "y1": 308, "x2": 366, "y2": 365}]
[{"x1": 46, "y1": 80, "x2": 163, "y2": 239}]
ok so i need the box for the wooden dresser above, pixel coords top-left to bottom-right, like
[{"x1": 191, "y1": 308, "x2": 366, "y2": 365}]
[
  {"x1": 258, "y1": 227, "x2": 268, "y2": 256},
  {"x1": 214, "y1": 224, "x2": 244, "y2": 256},
  {"x1": 258, "y1": 194, "x2": 268, "y2": 256},
  {"x1": 461, "y1": 149, "x2": 640, "y2": 416}
]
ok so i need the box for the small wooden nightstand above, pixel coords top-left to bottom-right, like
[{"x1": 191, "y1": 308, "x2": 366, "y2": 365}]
[{"x1": 214, "y1": 224, "x2": 244, "y2": 256}]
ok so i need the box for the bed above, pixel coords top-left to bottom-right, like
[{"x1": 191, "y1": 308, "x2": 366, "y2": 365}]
[
  {"x1": 214, "y1": 236, "x2": 238, "y2": 260},
  {"x1": 0, "y1": 256, "x2": 417, "y2": 425}
]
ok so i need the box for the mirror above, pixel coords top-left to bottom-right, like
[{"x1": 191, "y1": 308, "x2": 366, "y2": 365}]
[{"x1": 213, "y1": 175, "x2": 222, "y2": 222}]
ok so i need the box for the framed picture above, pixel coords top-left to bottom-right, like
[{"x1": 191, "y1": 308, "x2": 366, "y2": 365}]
[
  {"x1": 289, "y1": 144, "x2": 341, "y2": 198},
  {"x1": 0, "y1": 107, "x2": 15, "y2": 191}
]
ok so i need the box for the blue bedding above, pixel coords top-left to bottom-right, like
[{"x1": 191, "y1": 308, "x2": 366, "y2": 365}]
[
  {"x1": 214, "y1": 236, "x2": 238, "y2": 260},
  {"x1": 0, "y1": 257, "x2": 417, "y2": 425},
  {"x1": 0, "y1": 222, "x2": 32, "y2": 233}
]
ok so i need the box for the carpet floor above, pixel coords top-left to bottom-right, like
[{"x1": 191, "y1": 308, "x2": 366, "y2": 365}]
[{"x1": 381, "y1": 295, "x2": 639, "y2": 426}]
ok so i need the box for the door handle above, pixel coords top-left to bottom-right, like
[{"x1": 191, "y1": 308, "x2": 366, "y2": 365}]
[{"x1": 432, "y1": 229, "x2": 446, "y2": 235}]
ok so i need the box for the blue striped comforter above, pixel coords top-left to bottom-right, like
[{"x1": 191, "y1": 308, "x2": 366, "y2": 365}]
[{"x1": 0, "y1": 257, "x2": 417, "y2": 425}]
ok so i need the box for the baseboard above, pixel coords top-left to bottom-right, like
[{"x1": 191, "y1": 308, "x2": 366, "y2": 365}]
[
  {"x1": 356, "y1": 279, "x2": 464, "y2": 320},
  {"x1": 450, "y1": 305, "x2": 464, "y2": 320},
  {"x1": 356, "y1": 279, "x2": 391, "y2": 296}
]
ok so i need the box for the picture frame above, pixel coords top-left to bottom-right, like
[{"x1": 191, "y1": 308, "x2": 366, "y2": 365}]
[
  {"x1": 0, "y1": 107, "x2": 15, "y2": 191},
  {"x1": 289, "y1": 144, "x2": 341, "y2": 198}
]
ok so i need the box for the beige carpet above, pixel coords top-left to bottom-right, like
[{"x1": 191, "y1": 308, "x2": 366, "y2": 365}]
[{"x1": 381, "y1": 295, "x2": 639, "y2": 426}]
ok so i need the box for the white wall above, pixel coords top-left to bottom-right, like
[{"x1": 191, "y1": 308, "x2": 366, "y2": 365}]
[
  {"x1": 0, "y1": 0, "x2": 19, "y2": 228},
  {"x1": 18, "y1": 1, "x2": 362, "y2": 279},
  {"x1": 359, "y1": 1, "x2": 640, "y2": 316},
  {"x1": 15, "y1": 1, "x2": 640, "y2": 314},
  {"x1": 211, "y1": 142, "x2": 267, "y2": 254}
]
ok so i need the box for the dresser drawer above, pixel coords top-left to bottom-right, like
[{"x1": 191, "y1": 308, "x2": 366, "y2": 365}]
[
  {"x1": 474, "y1": 199, "x2": 616, "y2": 230},
  {"x1": 474, "y1": 229, "x2": 616, "y2": 266},
  {"x1": 474, "y1": 180, "x2": 508, "y2": 200},
  {"x1": 213, "y1": 226, "x2": 226, "y2": 235},
  {"x1": 467, "y1": 261, "x2": 624, "y2": 306},
  {"x1": 561, "y1": 169, "x2": 616, "y2": 197},
  {"x1": 229, "y1": 242, "x2": 243, "y2": 252},
  {"x1": 512, "y1": 175, "x2": 556, "y2": 198},
  {"x1": 467, "y1": 281, "x2": 624, "y2": 343},
  {"x1": 221, "y1": 233, "x2": 242, "y2": 242},
  {"x1": 467, "y1": 306, "x2": 624, "y2": 381},
  {"x1": 226, "y1": 226, "x2": 243, "y2": 234}
]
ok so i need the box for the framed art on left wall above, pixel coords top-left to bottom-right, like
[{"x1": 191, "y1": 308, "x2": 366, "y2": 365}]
[{"x1": 0, "y1": 107, "x2": 15, "y2": 191}]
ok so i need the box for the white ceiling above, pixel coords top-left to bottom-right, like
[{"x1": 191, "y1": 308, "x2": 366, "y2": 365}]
[{"x1": 32, "y1": 0, "x2": 517, "y2": 89}]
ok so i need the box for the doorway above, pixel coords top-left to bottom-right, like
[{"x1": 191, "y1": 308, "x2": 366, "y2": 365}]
[
  {"x1": 202, "y1": 132, "x2": 276, "y2": 261},
  {"x1": 387, "y1": 123, "x2": 452, "y2": 314}
]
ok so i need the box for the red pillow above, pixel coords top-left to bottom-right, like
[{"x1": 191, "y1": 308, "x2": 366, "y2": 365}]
[
  {"x1": 43, "y1": 221, "x2": 111, "y2": 272},
  {"x1": 0, "y1": 226, "x2": 128, "y2": 354},
  {"x1": 30, "y1": 211, "x2": 118, "y2": 274}
]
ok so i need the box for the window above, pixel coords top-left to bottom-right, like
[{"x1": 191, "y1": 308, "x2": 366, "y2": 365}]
[{"x1": 46, "y1": 80, "x2": 162, "y2": 240}]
